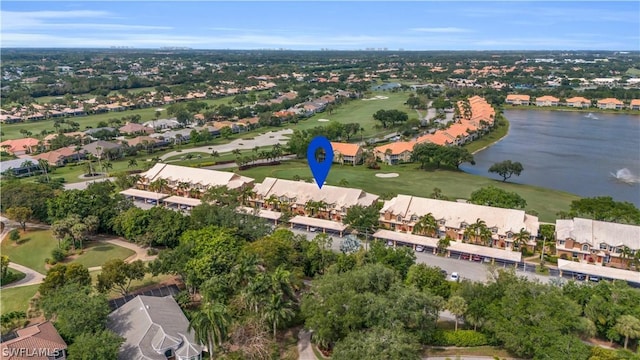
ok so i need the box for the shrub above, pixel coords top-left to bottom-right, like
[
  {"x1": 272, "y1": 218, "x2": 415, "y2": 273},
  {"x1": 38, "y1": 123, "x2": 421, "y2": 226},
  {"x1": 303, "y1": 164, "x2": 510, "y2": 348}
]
[
  {"x1": 9, "y1": 229, "x2": 20, "y2": 242},
  {"x1": 146, "y1": 248, "x2": 158, "y2": 256},
  {"x1": 432, "y1": 330, "x2": 489, "y2": 347},
  {"x1": 51, "y1": 248, "x2": 66, "y2": 263}
]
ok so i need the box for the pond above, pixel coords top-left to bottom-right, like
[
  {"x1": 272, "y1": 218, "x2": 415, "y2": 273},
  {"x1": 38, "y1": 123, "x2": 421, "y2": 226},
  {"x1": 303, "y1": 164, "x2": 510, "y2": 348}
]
[{"x1": 459, "y1": 110, "x2": 640, "y2": 207}]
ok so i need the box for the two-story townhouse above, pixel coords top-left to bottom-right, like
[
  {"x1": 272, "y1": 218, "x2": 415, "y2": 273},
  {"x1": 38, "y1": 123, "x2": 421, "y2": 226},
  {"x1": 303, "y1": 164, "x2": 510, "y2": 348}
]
[
  {"x1": 565, "y1": 96, "x2": 591, "y2": 108},
  {"x1": 555, "y1": 218, "x2": 639, "y2": 269},
  {"x1": 535, "y1": 95, "x2": 560, "y2": 107},
  {"x1": 379, "y1": 195, "x2": 539, "y2": 250},
  {"x1": 330, "y1": 142, "x2": 363, "y2": 165},
  {"x1": 505, "y1": 94, "x2": 531, "y2": 106},
  {"x1": 597, "y1": 98, "x2": 624, "y2": 110}
]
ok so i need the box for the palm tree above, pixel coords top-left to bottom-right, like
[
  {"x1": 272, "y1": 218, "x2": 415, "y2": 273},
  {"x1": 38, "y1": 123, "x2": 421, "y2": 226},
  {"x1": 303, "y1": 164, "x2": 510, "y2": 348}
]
[
  {"x1": 512, "y1": 228, "x2": 531, "y2": 252},
  {"x1": 128, "y1": 159, "x2": 138, "y2": 168},
  {"x1": 21, "y1": 160, "x2": 35, "y2": 177},
  {"x1": 149, "y1": 178, "x2": 168, "y2": 193},
  {"x1": 188, "y1": 188, "x2": 201, "y2": 199},
  {"x1": 177, "y1": 181, "x2": 190, "y2": 196},
  {"x1": 413, "y1": 213, "x2": 438, "y2": 237},
  {"x1": 188, "y1": 302, "x2": 231, "y2": 357},
  {"x1": 37, "y1": 159, "x2": 50, "y2": 182},
  {"x1": 265, "y1": 195, "x2": 281, "y2": 211},
  {"x1": 211, "y1": 150, "x2": 220, "y2": 159},
  {"x1": 101, "y1": 161, "x2": 113, "y2": 173},
  {"x1": 437, "y1": 236, "x2": 451, "y2": 255},
  {"x1": 239, "y1": 186, "x2": 256, "y2": 206},
  {"x1": 620, "y1": 246, "x2": 633, "y2": 269},
  {"x1": 230, "y1": 254, "x2": 260, "y2": 288},
  {"x1": 613, "y1": 315, "x2": 640, "y2": 349},
  {"x1": 263, "y1": 294, "x2": 295, "y2": 339},
  {"x1": 336, "y1": 152, "x2": 344, "y2": 165},
  {"x1": 446, "y1": 295, "x2": 468, "y2": 332},
  {"x1": 74, "y1": 146, "x2": 83, "y2": 162},
  {"x1": 232, "y1": 148, "x2": 242, "y2": 157}
]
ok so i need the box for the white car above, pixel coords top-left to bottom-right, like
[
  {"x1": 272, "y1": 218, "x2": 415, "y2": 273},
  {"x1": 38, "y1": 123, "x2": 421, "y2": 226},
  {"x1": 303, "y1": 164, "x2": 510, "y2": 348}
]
[
  {"x1": 415, "y1": 245, "x2": 424, "y2": 252},
  {"x1": 309, "y1": 227, "x2": 317, "y2": 232},
  {"x1": 450, "y1": 272, "x2": 460, "y2": 282}
]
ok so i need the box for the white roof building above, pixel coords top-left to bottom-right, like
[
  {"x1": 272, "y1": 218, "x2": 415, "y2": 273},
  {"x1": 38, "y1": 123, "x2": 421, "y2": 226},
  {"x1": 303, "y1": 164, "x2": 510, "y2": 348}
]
[
  {"x1": 141, "y1": 163, "x2": 254, "y2": 190},
  {"x1": 253, "y1": 177, "x2": 379, "y2": 210},
  {"x1": 381, "y1": 194, "x2": 539, "y2": 238},
  {"x1": 556, "y1": 218, "x2": 640, "y2": 250}
]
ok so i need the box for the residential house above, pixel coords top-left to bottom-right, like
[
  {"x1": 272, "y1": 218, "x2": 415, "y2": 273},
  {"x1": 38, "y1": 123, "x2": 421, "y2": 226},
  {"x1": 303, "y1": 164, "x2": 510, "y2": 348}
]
[
  {"x1": 142, "y1": 118, "x2": 181, "y2": 131},
  {"x1": 535, "y1": 95, "x2": 560, "y2": 107},
  {"x1": 32, "y1": 147, "x2": 84, "y2": 166},
  {"x1": 119, "y1": 122, "x2": 155, "y2": 135},
  {"x1": 565, "y1": 97, "x2": 591, "y2": 108},
  {"x1": 81, "y1": 140, "x2": 123, "y2": 160},
  {"x1": 0, "y1": 114, "x2": 21, "y2": 123},
  {"x1": 0, "y1": 138, "x2": 40, "y2": 155},
  {"x1": 330, "y1": 142, "x2": 363, "y2": 165},
  {"x1": 505, "y1": 94, "x2": 531, "y2": 106},
  {"x1": 555, "y1": 218, "x2": 639, "y2": 269},
  {"x1": 136, "y1": 163, "x2": 254, "y2": 197},
  {"x1": 416, "y1": 131, "x2": 454, "y2": 146},
  {"x1": 0, "y1": 156, "x2": 42, "y2": 178},
  {"x1": 0, "y1": 321, "x2": 67, "y2": 360},
  {"x1": 374, "y1": 141, "x2": 415, "y2": 165},
  {"x1": 251, "y1": 177, "x2": 379, "y2": 222},
  {"x1": 597, "y1": 98, "x2": 624, "y2": 110},
  {"x1": 380, "y1": 195, "x2": 539, "y2": 250},
  {"x1": 150, "y1": 128, "x2": 193, "y2": 144},
  {"x1": 122, "y1": 136, "x2": 167, "y2": 149},
  {"x1": 107, "y1": 295, "x2": 203, "y2": 360},
  {"x1": 630, "y1": 99, "x2": 640, "y2": 110}
]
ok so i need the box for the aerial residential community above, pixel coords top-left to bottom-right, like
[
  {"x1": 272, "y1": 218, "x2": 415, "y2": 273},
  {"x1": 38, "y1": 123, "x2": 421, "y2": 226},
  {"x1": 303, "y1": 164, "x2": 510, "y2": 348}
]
[{"x1": 1, "y1": 2, "x2": 640, "y2": 360}]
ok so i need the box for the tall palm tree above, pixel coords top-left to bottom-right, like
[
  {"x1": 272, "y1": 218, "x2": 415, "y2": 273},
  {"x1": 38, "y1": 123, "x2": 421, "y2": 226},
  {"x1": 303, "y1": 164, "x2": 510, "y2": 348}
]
[
  {"x1": 37, "y1": 159, "x2": 50, "y2": 182},
  {"x1": 512, "y1": 228, "x2": 531, "y2": 252},
  {"x1": 74, "y1": 146, "x2": 83, "y2": 162},
  {"x1": 263, "y1": 294, "x2": 295, "y2": 339},
  {"x1": 232, "y1": 148, "x2": 242, "y2": 157},
  {"x1": 239, "y1": 186, "x2": 256, "y2": 206},
  {"x1": 211, "y1": 150, "x2": 220, "y2": 159},
  {"x1": 20, "y1": 160, "x2": 35, "y2": 177},
  {"x1": 188, "y1": 302, "x2": 231, "y2": 357},
  {"x1": 149, "y1": 178, "x2": 168, "y2": 193},
  {"x1": 413, "y1": 213, "x2": 438, "y2": 237},
  {"x1": 613, "y1": 315, "x2": 640, "y2": 349},
  {"x1": 128, "y1": 159, "x2": 138, "y2": 168},
  {"x1": 437, "y1": 236, "x2": 451, "y2": 255},
  {"x1": 265, "y1": 195, "x2": 281, "y2": 211},
  {"x1": 177, "y1": 181, "x2": 190, "y2": 196},
  {"x1": 101, "y1": 161, "x2": 113, "y2": 173}
]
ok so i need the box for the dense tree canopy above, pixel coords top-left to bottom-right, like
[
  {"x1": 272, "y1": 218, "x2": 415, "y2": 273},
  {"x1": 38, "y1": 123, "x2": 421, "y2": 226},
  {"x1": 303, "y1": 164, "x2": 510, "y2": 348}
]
[
  {"x1": 112, "y1": 206, "x2": 190, "y2": 247},
  {"x1": 469, "y1": 185, "x2": 527, "y2": 209},
  {"x1": 567, "y1": 196, "x2": 640, "y2": 225},
  {"x1": 1, "y1": 182, "x2": 55, "y2": 222}
]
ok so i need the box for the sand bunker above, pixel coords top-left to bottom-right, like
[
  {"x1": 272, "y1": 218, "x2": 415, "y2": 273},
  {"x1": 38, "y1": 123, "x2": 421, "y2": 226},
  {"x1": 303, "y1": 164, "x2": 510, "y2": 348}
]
[
  {"x1": 375, "y1": 173, "x2": 399, "y2": 178},
  {"x1": 317, "y1": 118, "x2": 330, "y2": 122},
  {"x1": 362, "y1": 95, "x2": 389, "y2": 101}
]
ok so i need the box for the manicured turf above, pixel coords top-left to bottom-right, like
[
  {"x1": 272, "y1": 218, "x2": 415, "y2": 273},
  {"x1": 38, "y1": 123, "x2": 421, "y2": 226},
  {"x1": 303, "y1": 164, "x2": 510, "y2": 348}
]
[
  {"x1": 70, "y1": 243, "x2": 135, "y2": 269},
  {"x1": 232, "y1": 160, "x2": 580, "y2": 223},
  {"x1": 1, "y1": 229, "x2": 135, "y2": 274},
  {"x1": 0, "y1": 284, "x2": 39, "y2": 315},
  {"x1": 293, "y1": 91, "x2": 414, "y2": 138}
]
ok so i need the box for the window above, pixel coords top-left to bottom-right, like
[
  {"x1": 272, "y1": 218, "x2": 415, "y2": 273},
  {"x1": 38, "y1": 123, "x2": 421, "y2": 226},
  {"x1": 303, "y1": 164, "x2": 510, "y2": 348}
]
[
  {"x1": 410, "y1": 215, "x2": 418, "y2": 222},
  {"x1": 397, "y1": 215, "x2": 403, "y2": 222},
  {"x1": 460, "y1": 222, "x2": 468, "y2": 229},
  {"x1": 558, "y1": 240, "x2": 565, "y2": 245},
  {"x1": 572, "y1": 252, "x2": 578, "y2": 258},
  {"x1": 506, "y1": 232, "x2": 513, "y2": 239},
  {"x1": 491, "y1": 227, "x2": 498, "y2": 234},
  {"x1": 615, "y1": 247, "x2": 623, "y2": 253},
  {"x1": 582, "y1": 244, "x2": 589, "y2": 252},
  {"x1": 439, "y1": 220, "x2": 446, "y2": 225},
  {"x1": 599, "y1": 243, "x2": 607, "y2": 250}
]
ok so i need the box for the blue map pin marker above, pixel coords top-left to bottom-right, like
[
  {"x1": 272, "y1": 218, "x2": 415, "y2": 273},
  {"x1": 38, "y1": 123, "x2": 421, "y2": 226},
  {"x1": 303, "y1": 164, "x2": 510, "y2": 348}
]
[{"x1": 307, "y1": 136, "x2": 334, "y2": 189}]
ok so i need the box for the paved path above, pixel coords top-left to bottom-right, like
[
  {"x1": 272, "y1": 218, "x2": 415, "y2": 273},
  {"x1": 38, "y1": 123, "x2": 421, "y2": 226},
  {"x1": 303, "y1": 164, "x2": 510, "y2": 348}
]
[
  {"x1": 3, "y1": 263, "x2": 45, "y2": 289},
  {"x1": 64, "y1": 177, "x2": 114, "y2": 190},
  {"x1": 297, "y1": 329, "x2": 316, "y2": 360},
  {"x1": 160, "y1": 129, "x2": 293, "y2": 161},
  {"x1": 203, "y1": 154, "x2": 297, "y2": 170}
]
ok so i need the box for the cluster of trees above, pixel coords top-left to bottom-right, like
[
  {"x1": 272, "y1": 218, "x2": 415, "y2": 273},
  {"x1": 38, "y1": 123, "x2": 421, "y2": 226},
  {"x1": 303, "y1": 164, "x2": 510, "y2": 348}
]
[
  {"x1": 287, "y1": 122, "x2": 363, "y2": 158},
  {"x1": 469, "y1": 185, "x2": 528, "y2": 209},
  {"x1": 411, "y1": 142, "x2": 475, "y2": 170},
  {"x1": 112, "y1": 206, "x2": 190, "y2": 247},
  {"x1": 372, "y1": 109, "x2": 409, "y2": 128},
  {"x1": 558, "y1": 196, "x2": 640, "y2": 225}
]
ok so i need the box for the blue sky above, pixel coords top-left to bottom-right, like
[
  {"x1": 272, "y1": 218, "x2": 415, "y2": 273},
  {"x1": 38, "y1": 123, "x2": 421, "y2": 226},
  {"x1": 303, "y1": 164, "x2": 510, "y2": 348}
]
[{"x1": 1, "y1": 1, "x2": 638, "y2": 50}]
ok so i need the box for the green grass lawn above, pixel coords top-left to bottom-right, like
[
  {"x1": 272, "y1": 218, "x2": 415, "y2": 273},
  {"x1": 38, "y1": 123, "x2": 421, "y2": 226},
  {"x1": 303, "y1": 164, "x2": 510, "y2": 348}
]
[
  {"x1": 424, "y1": 345, "x2": 515, "y2": 358},
  {"x1": 463, "y1": 118, "x2": 510, "y2": 154},
  {"x1": 294, "y1": 91, "x2": 414, "y2": 137},
  {"x1": 1, "y1": 229, "x2": 135, "y2": 274},
  {"x1": 70, "y1": 243, "x2": 135, "y2": 269},
  {"x1": 0, "y1": 285, "x2": 39, "y2": 315},
  {"x1": 89, "y1": 270, "x2": 177, "y2": 299},
  {"x1": 232, "y1": 160, "x2": 579, "y2": 223}
]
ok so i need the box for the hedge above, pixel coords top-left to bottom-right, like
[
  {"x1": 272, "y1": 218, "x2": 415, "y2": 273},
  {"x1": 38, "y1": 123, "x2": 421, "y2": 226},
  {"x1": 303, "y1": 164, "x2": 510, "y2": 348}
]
[{"x1": 431, "y1": 329, "x2": 489, "y2": 347}]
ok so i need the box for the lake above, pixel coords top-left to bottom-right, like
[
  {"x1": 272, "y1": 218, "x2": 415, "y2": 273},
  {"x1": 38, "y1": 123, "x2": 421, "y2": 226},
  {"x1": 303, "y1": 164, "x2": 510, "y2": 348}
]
[{"x1": 459, "y1": 110, "x2": 640, "y2": 207}]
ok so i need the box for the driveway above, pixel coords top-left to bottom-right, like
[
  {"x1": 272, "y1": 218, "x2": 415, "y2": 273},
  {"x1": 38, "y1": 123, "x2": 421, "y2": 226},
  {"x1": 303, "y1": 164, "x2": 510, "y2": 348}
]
[
  {"x1": 160, "y1": 129, "x2": 293, "y2": 161},
  {"x1": 64, "y1": 177, "x2": 114, "y2": 190},
  {"x1": 3, "y1": 262, "x2": 45, "y2": 289},
  {"x1": 297, "y1": 329, "x2": 316, "y2": 360}
]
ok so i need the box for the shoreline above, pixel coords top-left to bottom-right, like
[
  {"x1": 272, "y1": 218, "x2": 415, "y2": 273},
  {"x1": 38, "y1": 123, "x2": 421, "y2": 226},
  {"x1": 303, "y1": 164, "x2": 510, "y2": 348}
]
[{"x1": 503, "y1": 105, "x2": 639, "y2": 115}]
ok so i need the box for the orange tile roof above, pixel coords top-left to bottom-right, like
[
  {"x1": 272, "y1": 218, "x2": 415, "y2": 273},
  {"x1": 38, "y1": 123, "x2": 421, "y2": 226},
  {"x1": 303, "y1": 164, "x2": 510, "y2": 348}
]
[
  {"x1": 330, "y1": 142, "x2": 361, "y2": 157},
  {"x1": 506, "y1": 94, "x2": 530, "y2": 101},
  {"x1": 565, "y1": 97, "x2": 590, "y2": 103},
  {"x1": 416, "y1": 132, "x2": 452, "y2": 146},
  {"x1": 597, "y1": 98, "x2": 623, "y2": 105},
  {"x1": 0, "y1": 138, "x2": 40, "y2": 153},
  {"x1": 630, "y1": 99, "x2": 640, "y2": 106},
  {"x1": 0, "y1": 322, "x2": 67, "y2": 360},
  {"x1": 374, "y1": 141, "x2": 416, "y2": 155},
  {"x1": 536, "y1": 95, "x2": 560, "y2": 102}
]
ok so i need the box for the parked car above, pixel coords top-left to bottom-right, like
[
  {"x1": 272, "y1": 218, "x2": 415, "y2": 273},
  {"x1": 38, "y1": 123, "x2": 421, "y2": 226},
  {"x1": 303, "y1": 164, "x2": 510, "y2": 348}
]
[
  {"x1": 440, "y1": 269, "x2": 447, "y2": 277},
  {"x1": 386, "y1": 240, "x2": 394, "y2": 247},
  {"x1": 415, "y1": 245, "x2": 424, "y2": 252},
  {"x1": 309, "y1": 227, "x2": 317, "y2": 232},
  {"x1": 575, "y1": 273, "x2": 586, "y2": 281},
  {"x1": 450, "y1": 272, "x2": 460, "y2": 282},
  {"x1": 461, "y1": 254, "x2": 470, "y2": 260},
  {"x1": 472, "y1": 255, "x2": 482, "y2": 262},
  {"x1": 589, "y1": 275, "x2": 600, "y2": 282}
]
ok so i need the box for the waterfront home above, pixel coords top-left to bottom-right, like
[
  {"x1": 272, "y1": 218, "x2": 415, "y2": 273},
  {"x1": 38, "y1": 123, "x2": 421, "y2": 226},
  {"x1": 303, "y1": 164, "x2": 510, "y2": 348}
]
[
  {"x1": 597, "y1": 98, "x2": 624, "y2": 110},
  {"x1": 0, "y1": 137, "x2": 40, "y2": 155},
  {"x1": 505, "y1": 94, "x2": 530, "y2": 106},
  {"x1": 555, "y1": 217, "x2": 639, "y2": 269},
  {"x1": 374, "y1": 141, "x2": 415, "y2": 165},
  {"x1": 629, "y1": 99, "x2": 640, "y2": 110},
  {"x1": 565, "y1": 96, "x2": 591, "y2": 108},
  {"x1": 379, "y1": 195, "x2": 539, "y2": 251},
  {"x1": 535, "y1": 95, "x2": 560, "y2": 107},
  {"x1": 330, "y1": 142, "x2": 363, "y2": 165}
]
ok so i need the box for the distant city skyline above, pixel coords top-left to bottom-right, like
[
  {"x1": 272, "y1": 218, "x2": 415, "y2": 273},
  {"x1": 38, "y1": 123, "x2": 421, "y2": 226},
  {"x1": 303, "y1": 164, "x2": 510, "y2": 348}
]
[{"x1": 1, "y1": 1, "x2": 638, "y2": 50}]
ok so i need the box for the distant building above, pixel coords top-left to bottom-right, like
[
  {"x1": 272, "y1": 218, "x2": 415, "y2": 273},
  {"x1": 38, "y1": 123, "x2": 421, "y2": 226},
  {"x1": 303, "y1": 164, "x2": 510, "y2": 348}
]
[
  {"x1": 0, "y1": 138, "x2": 40, "y2": 155},
  {"x1": 0, "y1": 321, "x2": 68, "y2": 360},
  {"x1": 0, "y1": 156, "x2": 41, "y2": 178},
  {"x1": 565, "y1": 97, "x2": 591, "y2": 108},
  {"x1": 630, "y1": 99, "x2": 640, "y2": 110},
  {"x1": 597, "y1": 98, "x2": 624, "y2": 110},
  {"x1": 535, "y1": 95, "x2": 560, "y2": 107},
  {"x1": 505, "y1": 94, "x2": 530, "y2": 106},
  {"x1": 330, "y1": 142, "x2": 363, "y2": 165}
]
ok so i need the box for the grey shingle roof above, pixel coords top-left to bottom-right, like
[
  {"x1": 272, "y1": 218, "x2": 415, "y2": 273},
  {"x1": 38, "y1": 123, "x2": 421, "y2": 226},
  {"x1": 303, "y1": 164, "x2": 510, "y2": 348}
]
[{"x1": 107, "y1": 295, "x2": 203, "y2": 360}]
